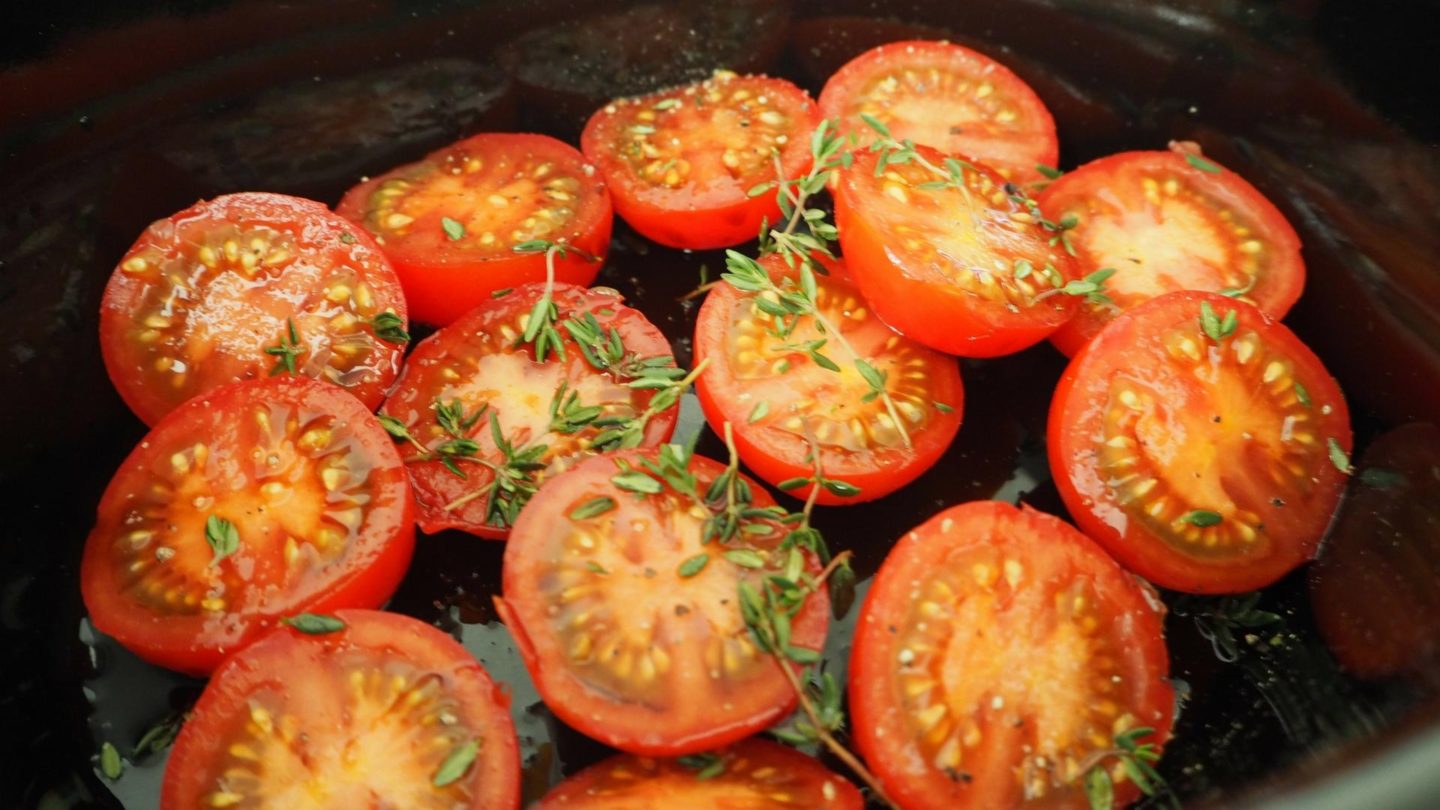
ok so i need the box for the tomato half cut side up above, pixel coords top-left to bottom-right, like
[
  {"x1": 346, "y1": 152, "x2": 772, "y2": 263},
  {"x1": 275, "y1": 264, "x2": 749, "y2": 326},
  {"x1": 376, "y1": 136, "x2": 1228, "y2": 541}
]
[
  {"x1": 336, "y1": 133, "x2": 612, "y2": 326},
  {"x1": 379, "y1": 283, "x2": 679, "y2": 539},
  {"x1": 851, "y1": 501, "x2": 1175, "y2": 810},
  {"x1": 834, "y1": 144, "x2": 1081, "y2": 357},
  {"x1": 100, "y1": 192, "x2": 409, "y2": 426},
  {"x1": 498, "y1": 450, "x2": 831, "y2": 755},
  {"x1": 1039, "y1": 144, "x2": 1305, "y2": 357},
  {"x1": 819, "y1": 40, "x2": 1059, "y2": 184},
  {"x1": 694, "y1": 255, "x2": 963, "y2": 503},
  {"x1": 80, "y1": 376, "x2": 415, "y2": 675},
  {"x1": 1049, "y1": 291, "x2": 1352, "y2": 594},
  {"x1": 533, "y1": 737, "x2": 864, "y2": 809},
  {"x1": 581, "y1": 71, "x2": 819, "y2": 250},
  {"x1": 161, "y1": 609, "x2": 520, "y2": 810},
  {"x1": 1309, "y1": 422, "x2": 1440, "y2": 678}
]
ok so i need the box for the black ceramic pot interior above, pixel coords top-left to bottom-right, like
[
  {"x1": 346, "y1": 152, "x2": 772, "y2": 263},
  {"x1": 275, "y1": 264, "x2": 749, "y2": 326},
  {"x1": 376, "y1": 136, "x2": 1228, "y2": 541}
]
[{"x1": 2, "y1": 1, "x2": 1439, "y2": 808}]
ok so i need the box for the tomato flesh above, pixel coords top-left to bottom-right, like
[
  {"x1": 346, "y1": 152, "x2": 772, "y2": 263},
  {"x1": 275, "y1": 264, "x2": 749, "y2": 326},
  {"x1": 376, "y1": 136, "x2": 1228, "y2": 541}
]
[
  {"x1": 835, "y1": 145, "x2": 1080, "y2": 357},
  {"x1": 500, "y1": 451, "x2": 830, "y2": 755},
  {"x1": 1039, "y1": 147, "x2": 1305, "y2": 356},
  {"x1": 100, "y1": 192, "x2": 408, "y2": 426},
  {"x1": 533, "y1": 738, "x2": 863, "y2": 809},
  {"x1": 1049, "y1": 291, "x2": 1352, "y2": 593},
  {"x1": 581, "y1": 71, "x2": 818, "y2": 250},
  {"x1": 694, "y1": 256, "x2": 963, "y2": 503},
  {"x1": 81, "y1": 376, "x2": 415, "y2": 674},
  {"x1": 819, "y1": 40, "x2": 1059, "y2": 184},
  {"x1": 161, "y1": 609, "x2": 520, "y2": 810},
  {"x1": 337, "y1": 133, "x2": 612, "y2": 326},
  {"x1": 1310, "y1": 422, "x2": 1440, "y2": 678},
  {"x1": 851, "y1": 501, "x2": 1174, "y2": 810},
  {"x1": 379, "y1": 283, "x2": 678, "y2": 538}
]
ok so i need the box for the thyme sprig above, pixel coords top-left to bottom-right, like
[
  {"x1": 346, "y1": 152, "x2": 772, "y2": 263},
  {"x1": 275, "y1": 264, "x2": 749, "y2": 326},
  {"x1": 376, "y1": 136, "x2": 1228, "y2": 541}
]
[
  {"x1": 1174, "y1": 591, "x2": 1282, "y2": 663},
  {"x1": 512, "y1": 239, "x2": 600, "y2": 362},
  {"x1": 710, "y1": 424, "x2": 886, "y2": 802},
  {"x1": 441, "y1": 410, "x2": 548, "y2": 525},
  {"x1": 728, "y1": 120, "x2": 912, "y2": 449},
  {"x1": 1082, "y1": 727, "x2": 1178, "y2": 809},
  {"x1": 265, "y1": 317, "x2": 305, "y2": 375}
]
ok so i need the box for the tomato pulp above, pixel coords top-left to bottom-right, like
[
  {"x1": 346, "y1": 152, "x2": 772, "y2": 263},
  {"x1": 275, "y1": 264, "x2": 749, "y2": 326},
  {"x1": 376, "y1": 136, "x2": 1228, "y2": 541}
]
[
  {"x1": 379, "y1": 282, "x2": 679, "y2": 538},
  {"x1": 499, "y1": 450, "x2": 830, "y2": 755},
  {"x1": 337, "y1": 132, "x2": 612, "y2": 326},
  {"x1": 81, "y1": 376, "x2": 415, "y2": 674},
  {"x1": 819, "y1": 40, "x2": 1059, "y2": 184},
  {"x1": 835, "y1": 144, "x2": 1081, "y2": 357},
  {"x1": 1049, "y1": 291, "x2": 1351, "y2": 593},
  {"x1": 161, "y1": 609, "x2": 520, "y2": 809},
  {"x1": 694, "y1": 255, "x2": 963, "y2": 503},
  {"x1": 581, "y1": 71, "x2": 819, "y2": 250},
  {"x1": 1039, "y1": 146, "x2": 1305, "y2": 356},
  {"x1": 100, "y1": 192, "x2": 408, "y2": 425},
  {"x1": 851, "y1": 501, "x2": 1175, "y2": 809}
]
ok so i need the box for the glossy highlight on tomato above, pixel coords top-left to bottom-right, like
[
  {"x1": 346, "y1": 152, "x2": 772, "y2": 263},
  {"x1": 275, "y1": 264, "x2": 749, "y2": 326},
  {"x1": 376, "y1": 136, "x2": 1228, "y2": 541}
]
[
  {"x1": 851, "y1": 501, "x2": 1175, "y2": 810},
  {"x1": 533, "y1": 738, "x2": 863, "y2": 809},
  {"x1": 337, "y1": 133, "x2": 612, "y2": 326},
  {"x1": 81, "y1": 376, "x2": 415, "y2": 674},
  {"x1": 694, "y1": 256, "x2": 963, "y2": 503},
  {"x1": 379, "y1": 282, "x2": 679, "y2": 538},
  {"x1": 581, "y1": 70, "x2": 819, "y2": 249},
  {"x1": 499, "y1": 451, "x2": 830, "y2": 756},
  {"x1": 819, "y1": 40, "x2": 1059, "y2": 183},
  {"x1": 100, "y1": 192, "x2": 408, "y2": 426},
  {"x1": 161, "y1": 609, "x2": 520, "y2": 810},
  {"x1": 1049, "y1": 291, "x2": 1352, "y2": 593},
  {"x1": 835, "y1": 144, "x2": 1081, "y2": 357},
  {"x1": 1040, "y1": 145, "x2": 1305, "y2": 357}
]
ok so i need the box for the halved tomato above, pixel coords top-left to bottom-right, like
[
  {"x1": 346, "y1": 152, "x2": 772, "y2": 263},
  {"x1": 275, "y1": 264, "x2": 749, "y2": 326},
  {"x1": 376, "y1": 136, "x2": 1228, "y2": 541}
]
[
  {"x1": 336, "y1": 133, "x2": 612, "y2": 326},
  {"x1": 498, "y1": 450, "x2": 831, "y2": 755},
  {"x1": 80, "y1": 376, "x2": 415, "y2": 675},
  {"x1": 851, "y1": 501, "x2": 1175, "y2": 809},
  {"x1": 100, "y1": 192, "x2": 408, "y2": 426},
  {"x1": 1309, "y1": 422, "x2": 1440, "y2": 678},
  {"x1": 818, "y1": 40, "x2": 1059, "y2": 184},
  {"x1": 694, "y1": 255, "x2": 963, "y2": 503},
  {"x1": 533, "y1": 738, "x2": 863, "y2": 809},
  {"x1": 1039, "y1": 144, "x2": 1305, "y2": 357},
  {"x1": 1049, "y1": 291, "x2": 1352, "y2": 594},
  {"x1": 834, "y1": 144, "x2": 1081, "y2": 357},
  {"x1": 379, "y1": 282, "x2": 679, "y2": 539},
  {"x1": 580, "y1": 71, "x2": 819, "y2": 250},
  {"x1": 161, "y1": 609, "x2": 520, "y2": 809}
]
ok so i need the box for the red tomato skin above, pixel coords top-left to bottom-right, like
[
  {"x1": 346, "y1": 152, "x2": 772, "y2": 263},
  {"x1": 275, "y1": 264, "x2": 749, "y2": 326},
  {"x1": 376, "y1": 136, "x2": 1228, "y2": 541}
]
[
  {"x1": 81, "y1": 377, "x2": 415, "y2": 675},
  {"x1": 818, "y1": 40, "x2": 1059, "y2": 184},
  {"x1": 692, "y1": 258, "x2": 963, "y2": 504},
  {"x1": 1041, "y1": 150, "x2": 1306, "y2": 358},
  {"x1": 1048, "y1": 291, "x2": 1351, "y2": 594},
  {"x1": 532, "y1": 738, "x2": 865, "y2": 809},
  {"x1": 381, "y1": 283, "x2": 679, "y2": 539},
  {"x1": 580, "y1": 76, "x2": 818, "y2": 250},
  {"x1": 835, "y1": 150, "x2": 1078, "y2": 358},
  {"x1": 101, "y1": 192, "x2": 407, "y2": 426},
  {"x1": 849, "y1": 500, "x2": 1174, "y2": 810},
  {"x1": 161, "y1": 609, "x2": 520, "y2": 810},
  {"x1": 499, "y1": 451, "x2": 830, "y2": 756},
  {"x1": 336, "y1": 133, "x2": 612, "y2": 327}
]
